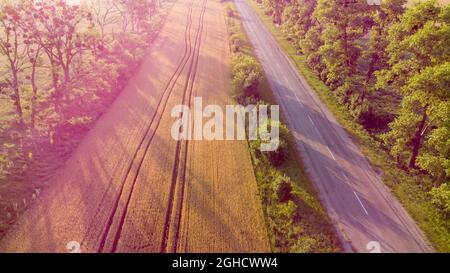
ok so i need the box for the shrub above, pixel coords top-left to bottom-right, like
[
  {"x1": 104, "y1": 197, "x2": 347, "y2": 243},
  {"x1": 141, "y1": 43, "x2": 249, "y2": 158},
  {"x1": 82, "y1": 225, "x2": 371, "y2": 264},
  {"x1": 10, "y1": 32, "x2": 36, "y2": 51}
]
[
  {"x1": 231, "y1": 54, "x2": 263, "y2": 103},
  {"x1": 277, "y1": 200, "x2": 297, "y2": 220},
  {"x1": 430, "y1": 183, "x2": 450, "y2": 219},
  {"x1": 226, "y1": 4, "x2": 235, "y2": 18},
  {"x1": 273, "y1": 174, "x2": 293, "y2": 203},
  {"x1": 230, "y1": 33, "x2": 245, "y2": 53},
  {"x1": 251, "y1": 119, "x2": 290, "y2": 167},
  {"x1": 266, "y1": 138, "x2": 289, "y2": 167}
]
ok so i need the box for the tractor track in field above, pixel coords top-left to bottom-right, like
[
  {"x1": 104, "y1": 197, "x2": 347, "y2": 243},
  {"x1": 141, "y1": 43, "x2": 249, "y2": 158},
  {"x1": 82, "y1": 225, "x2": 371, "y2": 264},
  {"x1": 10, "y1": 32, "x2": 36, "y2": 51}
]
[
  {"x1": 97, "y1": 0, "x2": 200, "y2": 253},
  {"x1": 160, "y1": 0, "x2": 208, "y2": 253}
]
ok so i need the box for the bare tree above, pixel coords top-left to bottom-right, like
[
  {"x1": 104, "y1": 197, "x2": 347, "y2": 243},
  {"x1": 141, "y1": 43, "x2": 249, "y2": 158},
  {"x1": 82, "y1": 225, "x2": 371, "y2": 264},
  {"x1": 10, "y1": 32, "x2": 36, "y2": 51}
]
[
  {"x1": 90, "y1": 0, "x2": 121, "y2": 41},
  {"x1": 0, "y1": 4, "x2": 27, "y2": 125},
  {"x1": 25, "y1": 42, "x2": 42, "y2": 130}
]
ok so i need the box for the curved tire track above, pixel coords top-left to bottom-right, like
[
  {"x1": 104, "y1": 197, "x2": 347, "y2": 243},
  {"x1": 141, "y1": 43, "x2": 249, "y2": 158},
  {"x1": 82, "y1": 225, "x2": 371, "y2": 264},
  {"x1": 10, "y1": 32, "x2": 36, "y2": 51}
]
[
  {"x1": 97, "y1": 0, "x2": 197, "y2": 253},
  {"x1": 160, "y1": 0, "x2": 208, "y2": 253}
]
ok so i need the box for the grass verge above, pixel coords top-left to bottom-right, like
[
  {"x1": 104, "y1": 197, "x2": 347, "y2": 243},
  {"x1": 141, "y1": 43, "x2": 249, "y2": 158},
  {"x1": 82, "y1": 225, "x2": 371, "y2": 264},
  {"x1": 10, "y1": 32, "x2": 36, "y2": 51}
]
[
  {"x1": 223, "y1": 0, "x2": 341, "y2": 253},
  {"x1": 245, "y1": 0, "x2": 450, "y2": 252}
]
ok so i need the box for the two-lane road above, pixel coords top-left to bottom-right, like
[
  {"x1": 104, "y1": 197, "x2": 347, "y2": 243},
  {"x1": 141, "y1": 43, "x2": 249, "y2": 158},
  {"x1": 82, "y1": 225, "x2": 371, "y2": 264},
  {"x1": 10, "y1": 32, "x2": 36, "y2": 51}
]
[{"x1": 234, "y1": 0, "x2": 433, "y2": 253}]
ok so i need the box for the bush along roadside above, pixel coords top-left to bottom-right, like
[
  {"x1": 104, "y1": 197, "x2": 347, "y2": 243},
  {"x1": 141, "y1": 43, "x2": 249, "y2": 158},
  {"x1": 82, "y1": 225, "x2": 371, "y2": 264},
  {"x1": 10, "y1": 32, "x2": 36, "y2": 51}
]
[{"x1": 223, "y1": 0, "x2": 341, "y2": 253}]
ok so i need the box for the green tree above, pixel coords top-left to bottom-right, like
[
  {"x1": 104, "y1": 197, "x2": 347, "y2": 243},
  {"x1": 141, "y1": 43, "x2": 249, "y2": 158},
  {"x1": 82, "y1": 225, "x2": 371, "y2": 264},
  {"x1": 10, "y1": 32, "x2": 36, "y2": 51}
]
[
  {"x1": 355, "y1": 0, "x2": 406, "y2": 129},
  {"x1": 376, "y1": 0, "x2": 445, "y2": 91},
  {"x1": 414, "y1": 64, "x2": 450, "y2": 181},
  {"x1": 430, "y1": 183, "x2": 450, "y2": 218},
  {"x1": 362, "y1": 0, "x2": 406, "y2": 103},
  {"x1": 382, "y1": 62, "x2": 449, "y2": 172},
  {"x1": 264, "y1": 0, "x2": 289, "y2": 24},
  {"x1": 231, "y1": 54, "x2": 263, "y2": 102},
  {"x1": 281, "y1": 0, "x2": 317, "y2": 52},
  {"x1": 300, "y1": 23, "x2": 325, "y2": 76},
  {"x1": 313, "y1": 0, "x2": 368, "y2": 108},
  {"x1": 380, "y1": 2, "x2": 450, "y2": 172},
  {"x1": 20, "y1": 0, "x2": 94, "y2": 120}
]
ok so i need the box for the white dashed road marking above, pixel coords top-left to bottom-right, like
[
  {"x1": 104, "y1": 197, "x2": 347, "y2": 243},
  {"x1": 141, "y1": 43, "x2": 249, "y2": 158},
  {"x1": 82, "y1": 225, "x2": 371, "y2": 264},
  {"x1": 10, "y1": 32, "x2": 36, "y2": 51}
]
[{"x1": 353, "y1": 191, "x2": 369, "y2": 216}]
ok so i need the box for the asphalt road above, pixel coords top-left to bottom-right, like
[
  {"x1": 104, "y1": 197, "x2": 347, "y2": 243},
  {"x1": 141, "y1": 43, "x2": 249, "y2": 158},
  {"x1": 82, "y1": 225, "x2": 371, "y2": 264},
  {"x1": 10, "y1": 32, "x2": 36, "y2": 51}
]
[
  {"x1": 234, "y1": 0, "x2": 434, "y2": 253},
  {"x1": 0, "y1": 0, "x2": 269, "y2": 253}
]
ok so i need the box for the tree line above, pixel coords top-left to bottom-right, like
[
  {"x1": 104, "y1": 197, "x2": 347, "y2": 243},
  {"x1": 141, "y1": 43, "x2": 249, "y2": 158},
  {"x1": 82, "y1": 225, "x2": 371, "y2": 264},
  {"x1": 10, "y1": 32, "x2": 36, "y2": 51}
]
[
  {"x1": 258, "y1": 0, "x2": 449, "y2": 202},
  {"x1": 0, "y1": 0, "x2": 163, "y2": 181}
]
